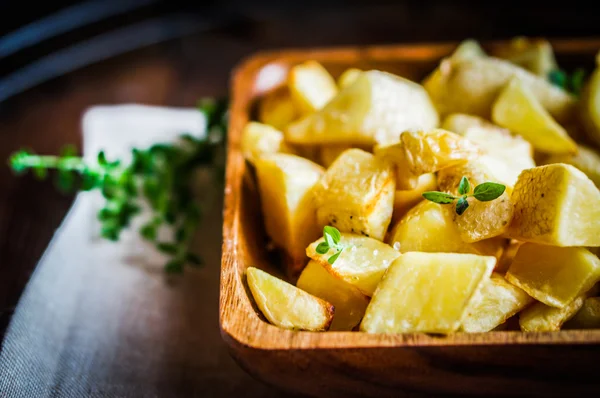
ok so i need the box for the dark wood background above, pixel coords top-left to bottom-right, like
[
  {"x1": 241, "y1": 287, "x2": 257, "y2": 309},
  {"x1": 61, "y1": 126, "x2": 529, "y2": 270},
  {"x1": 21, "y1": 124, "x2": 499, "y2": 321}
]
[{"x1": 0, "y1": 1, "x2": 599, "y2": 396}]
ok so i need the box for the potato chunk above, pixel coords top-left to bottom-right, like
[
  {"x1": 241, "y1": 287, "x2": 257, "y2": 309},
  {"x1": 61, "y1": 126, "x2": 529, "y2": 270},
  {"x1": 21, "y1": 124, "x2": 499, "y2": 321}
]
[
  {"x1": 564, "y1": 297, "x2": 600, "y2": 329},
  {"x1": 391, "y1": 173, "x2": 437, "y2": 223},
  {"x1": 580, "y1": 64, "x2": 600, "y2": 147},
  {"x1": 258, "y1": 87, "x2": 299, "y2": 130},
  {"x1": 337, "y1": 68, "x2": 362, "y2": 89},
  {"x1": 461, "y1": 273, "x2": 534, "y2": 333},
  {"x1": 424, "y1": 56, "x2": 576, "y2": 123},
  {"x1": 289, "y1": 61, "x2": 338, "y2": 114},
  {"x1": 506, "y1": 244, "x2": 600, "y2": 308},
  {"x1": 544, "y1": 144, "x2": 600, "y2": 188},
  {"x1": 360, "y1": 252, "x2": 495, "y2": 334},
  {"x1": 314, "y1": 149, "x2": 395, "y2": 241},
  {"x1": 492, "y1": 78, "x2": 577, "y2": 154},
  {"x1": 508, "y1": 164, "x2": 600, "y2": 247},
  {"x1": 519, "y1": 296, "x2": 585, "y2": 332},
  {"x1": 255, "y1": 154, "x2": 324, "y2": 271},
  {"x1": 241, "y1": 122, "x2": 294, "y2": 164},
  {"x1": 492, "y1": 37, "x2": 557, "y2": 77},
  {"x1": 246, "y1": 267, "x2": 334, "y2": 331},
  {"x1": 373, "y1": 142, "x2": 419, "y2": 190},
  {"x1": 306, "y1": 233, "x2": 400, "y2": 296},
  {"x1": 297, "y1": 260, "x2": 369, "y2": 331},
  {"x1": 437, "y1": 160, "x2": 514, "y2": 242},
  {"x1": 286, "y1": 70, "x2": 438, "y2": 146},
  {"x1": 387, "y1": 200, "x2": 505, "y2": 259}
]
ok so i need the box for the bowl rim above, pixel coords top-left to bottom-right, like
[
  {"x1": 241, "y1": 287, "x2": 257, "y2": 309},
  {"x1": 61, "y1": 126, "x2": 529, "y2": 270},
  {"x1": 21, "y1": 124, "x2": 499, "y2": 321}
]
[{"x1": 220, "y1": 38, "x2": 600, "y2": 352}]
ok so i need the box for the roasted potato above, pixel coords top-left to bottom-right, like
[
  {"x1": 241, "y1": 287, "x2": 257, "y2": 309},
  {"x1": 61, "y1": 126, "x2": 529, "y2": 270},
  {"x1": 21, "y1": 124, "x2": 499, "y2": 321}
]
[
  {"x1": 246, "y1": 267, "x2": 334, "y2": 331},
  {"x1": 241, "y1": 122, "x2": 294, "y2": 164},
  {"x1": 391, "y1": 173, "x2": 437, "y2": 223},
  {"x1": 255, "y1": 154, "x2": 324, "y2": 273},
  {"x1": 286, "y1": 70, "x2": 439, "y2": 146},
  {"x1": 519, "y1": 296, "x2": 585, "y2": 332},
  {"x1": 360, "y1": 252, "x2": 495, "y2": 334},
  {"x1": 508, "y1": 164, "x2": 600, "y2": 247},
  {"x1": 306, "y1": 233, "x2": 400, "y2": 296},
  {"x1": 289, "y1": 61, "x2": 338, "y2": 114},
  {"x1": 544, "y1": 144, "x2": 600, "y2": 188},
  {"x1": 313, "y1": 149, "x2": 395, "y2": 241},
  {"x1": 373, "y1": 142, "x2": 419, "y2": 190},
  {"x1": 461, "y1": 273, "x2": 534, "y2": 333},
  {"x1": 564, "y1": 297, "x2": 600, "y2": 329},
  {"x1": 580, "y1": 62, "x2": 600, "y2": 147},
  {"x1": 387, "y1": 200, "x2": 505, "y2": 259},
  {"x1": 506, "y1": 244, "x2": 600, "y2": 308},
  {"x1": 297, "y1": 260, "x2": 369, "y2": 331},
  {"x1": 492, "y1": 78, "x2": 577, "y2": 154},
  {"x1": 258, "y1": 86, "x2": 299, "y2": 130},
  {"x1": 492, "y1": 37, "x2": 558, "y2": 77},
  {"x1": 337, "y1": 68, "x2": 362, "y2": 89}
]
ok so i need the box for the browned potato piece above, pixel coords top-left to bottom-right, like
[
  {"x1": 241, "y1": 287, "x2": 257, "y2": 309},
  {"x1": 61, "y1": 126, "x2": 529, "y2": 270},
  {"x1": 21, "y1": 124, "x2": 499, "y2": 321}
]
[
  {"x1": 543, "y1": 145, "x2": 600, "y2": 188},
  {"x1": 246, "y1": 267, "x2": 334, "y2": 331},
  {"x1": 313, "y1": 149, "x2": 395, "y2": 241},
  {"x1": 391, "y1": 173, "x2": 437, "y2": 223},
  {"x1": 241, "y1": 122, "x2": 294, "y2": 164},
  {"x1": 289, "y1": 60, "x2": 338, "y2": 114},
  {"x1": 519, "y1": 296, "x2": 585, "y2": 332},
  {"x1": 564, "y1": 297, "x2": 600, "y2": 329},
  {"x1": 492, "y1": 37, "x2": 558, "y2": 77},
  {"x1": 258, "y1": 87, "x2": 299, "y2": 130}
]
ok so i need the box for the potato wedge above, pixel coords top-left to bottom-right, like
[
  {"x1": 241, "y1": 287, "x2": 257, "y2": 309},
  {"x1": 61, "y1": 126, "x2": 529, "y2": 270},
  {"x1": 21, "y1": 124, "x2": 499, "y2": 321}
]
[
  {"x1": 306, "y1": 233, "x2": 400, "y2": 296},
  {"x1": 564, "y1": 297, "x2": 600, "y2": 329},
  {"x1": 297, "y1": 260, "x2": 369, "y2": 331},
  {"x1": 437, "y1": 160, "x2": 514, "y2": 242},
  {"x1": 492, "y1": 78, "x2": 577, "y2": 154},
  {"x1": 544, "y1": 144, "x2": 600, "y2": 188},
  {"x1": 360, "y1": 252, "x2": 495, "y2": 334},
  {"x1": 580, "y1": 64, "x2": 600, "y2": 147},
  {"x1": 314, "y1": 149, "x2": 395, "y2": 241},
  {"x1": 255, "y1": 154, "x2": 324, "y2": 272},
  {"x1": 424, "y1": 56, "x2": 576, "y2": 123},
  {"x1": 258, "y1": 86, "x2": 299, "y2": 130},
  {"x1": 519, "y1": 296, "x2": 584, "y2": 332},
  {"x1": 246, "y1": 267, "x2": 334, "y2": 331},
  {"x1": 289, "y1": 61, "x2": 338, "y2": 114},
  {"x1": 241, "y1": 122, "x2": 294, "y2": 164},
  {"x1": 391, "y1": 173, "x2": 437, "y2": 223},
  {"x1": 337, "y1": 68, "x2": 362, "y2": 89},
  {"x1": 400, "y1": 129, "x2": 481, "y2": 176},
  {"x1": 286, "y1": 70, "x2": 439, "y2": 146},
  {"x1": 506, "y1": 244, "x2": 600, "y2": 308},
  {"x1": 461, "y1": 273, "x2": 534, "y2": 333},
  {"x1": 387, "y1": 200, "x2": 505, "y2": 259},
  {"x1": 492, "y1": 37, "x2": 558, "y2": 77},
  {"x1": 508, "y1": 164, "x2": 600, "y2": 247}
]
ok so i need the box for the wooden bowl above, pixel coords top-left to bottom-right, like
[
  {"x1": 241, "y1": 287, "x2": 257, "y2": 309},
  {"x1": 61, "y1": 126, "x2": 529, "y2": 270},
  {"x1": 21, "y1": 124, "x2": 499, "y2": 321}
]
[{"x1": 220, "y1": 39, "x2": 600, "y2": 398}]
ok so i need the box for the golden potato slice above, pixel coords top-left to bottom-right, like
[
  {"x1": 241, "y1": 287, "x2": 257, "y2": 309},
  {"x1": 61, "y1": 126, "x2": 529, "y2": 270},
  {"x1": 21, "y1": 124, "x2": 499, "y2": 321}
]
[
  {"x1": 241, "y1": 122, "x2": 294, "y2": 164},
  {"x1": 519, "y1": 296, "x2": 584, "y2": 332},
  {"x1": 391, "y1": 173, "x2": 437, "y2": 223},
  {"x1": 400, "y1": 129, "x2": 481, "y2": 176},
  {"x1": 373, "y1": 142, "x2": 419, "y2": 190},
  {"x1": 506, "y1": 244, "x2": 600, "y2": 308},
  {"x1": 360, "y1": 252, "x2": 495, "y2": 334},
  {"x1": 442, "y1": 113, "x2": 535, "y2": 187},
  {"x1": 580, "y1": 65, "x2": 600, "y2": 147},
  {"x1": 286, "y1": 70, "x2": 439, "y2": 146},
  {"x1": 424, "y1": 56, "x2": 576, "y2": 123},
  {"x1": 258, "y1": 86, "x2": 299, "y2": 130},
  {"x1": 387, "y1": 200, "x2": 505, "y2": 259},
  {"x1": 314, "y1": 149, "x2": 395, "y2": 241},
  {"x1": 337, "y1": 68, "x2": 362, "y2": 89},
  {"x1": 492, "y1": 37, "x2": 557, "y2": 77},
  {"x1": 437, "y1": 160, "x2": 514, "y2": 242},
  {"x1": 564, "y1": 297, "x2": 600, "y2": 329},
  {"x1": 492, "y1": 78, "x2": 577, "y2": 154},
  {"x1": 508, "y1": 164, "x2": 600, "y2": 247},
  {"x1": 246, "y1": 267, "x2": 334, "y2": 331},
  {"x1": 289, "y1": 61, "x2": 338, "y2": 114},
  {"x1": 544, "y1": 145, "x2": 600, "y2": 189},
  {"x1": 255, "y1": 154, "x2": 324, "y2": 271},
  {"x1": 306, "y1": 233, "x2": 400, "y2": 297},
  {"x1": 297, "y1": 260, "x2": 369, "y2": 331},
  {"x1": 461, "y1": 273, "x2": 534, "y2": 333}
]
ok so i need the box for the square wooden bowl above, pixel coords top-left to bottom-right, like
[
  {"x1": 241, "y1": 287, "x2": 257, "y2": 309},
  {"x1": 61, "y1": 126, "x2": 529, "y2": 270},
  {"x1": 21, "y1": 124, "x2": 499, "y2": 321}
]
[{"x1": 220, "y1": 39, "x2": 600, "y2": 398}]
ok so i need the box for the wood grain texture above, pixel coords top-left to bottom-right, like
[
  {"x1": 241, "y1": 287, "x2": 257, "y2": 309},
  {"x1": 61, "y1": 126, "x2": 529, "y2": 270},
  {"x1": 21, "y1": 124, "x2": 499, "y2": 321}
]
[{"x1": 220, "y1": 39, "x2": 600, "y2": 398}]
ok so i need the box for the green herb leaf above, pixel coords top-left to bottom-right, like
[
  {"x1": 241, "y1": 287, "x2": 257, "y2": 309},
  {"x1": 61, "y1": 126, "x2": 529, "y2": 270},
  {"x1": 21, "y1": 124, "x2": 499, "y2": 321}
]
[
  {"x1": 422, "y1": 191, "x2": 456, "y2": 204},
  {"x1": 316, "y1": 242, "x2": 330, "y2": 254},
  {"x1": 33, "y1": 166, "x2": 48, "y2": 180},
  {"x1": 323, "y1": 226, "x2": 341, "y2": 244},
  {"x1": 324, "y1": 232, "x2": 335, "y2": 248},
  {"x1": 455, "y1": 197, "x2": 469, "y2": 215},
  {"x1": 140, "y1": 223, "x2": 157, "y2": 241},
  {"x1": 61, "y1": 144, "x2": 77, "y2": 157},
  {"x1": 570, "y1": 68, "x2": 586, "y2": 96},
  {"x1": 156, "y1": 242, "x2": 179, "y2": 255},
  {"x1": 165, "y1": 259, "x2": 184, "y2": 274},
  {"x1": 458, "y1": 176, "x2": 470, "y2": 195},
  {"x1": 549, "y1": 69, "x2": 567, "y2": 90},
  {"x1": 327, "y1": 250, "x2": 343, "y2": 265},
  {"x1": 186, "y1": 252, "x2": 203, "y2": 266},
  {"x1": 473, "y1": 182, "x2": 506, "y2": 201}
]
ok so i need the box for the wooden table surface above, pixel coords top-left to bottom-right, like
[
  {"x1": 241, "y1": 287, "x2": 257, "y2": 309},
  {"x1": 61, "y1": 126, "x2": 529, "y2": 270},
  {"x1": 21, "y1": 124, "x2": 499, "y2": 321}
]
[{"x1": 0, "y1": 2, "x2": 599, "y2": 397}]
